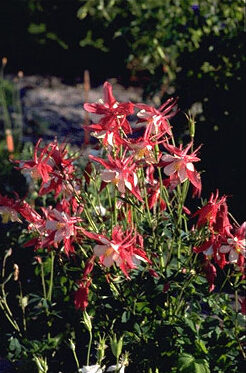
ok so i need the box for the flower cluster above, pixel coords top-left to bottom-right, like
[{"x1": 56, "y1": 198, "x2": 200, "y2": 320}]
[
  {"x1": 193, "y1": 191, "x2": 245, "y2": 291},
  {"x1": 0, "y1": 81, "x2": 244, "y2": 315}
]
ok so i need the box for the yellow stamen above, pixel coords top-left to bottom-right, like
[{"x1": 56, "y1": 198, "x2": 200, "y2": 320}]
[
  {"x1": 1, "y1": 212, "x2": 11, "y2": 224},
  {"x1": 56, "y1": 222, "x2": 65, "y2": 230},
  {"x1": 105, "y1": 247, "x2": 114, "y2": 257},
  {"x1": 112, "y1": 178, "x2": 119, "y2": 185}
]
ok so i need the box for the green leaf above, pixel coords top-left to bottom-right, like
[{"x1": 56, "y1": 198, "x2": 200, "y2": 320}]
[
  {"x1": 178, "y1": 353, "x2": 194, "y2": 371},
  {"x1": 177, "y1": 354, "x2": 210, "y2": 373},
  {"x1": 46, "y1": 33, "x2": 68, "y2": 49},
  {"x1": 28, "y1": 23, "x2": 46, "y2": 34},
  {"x1": 195, "y1": 339, "x2": 208, "y2": 354},
  {"x1": 121, "y1": 311, "x2": 130, "y2": 323},
  {"x1": 184, "y1": 318, "x2": 197, "y2": 334}
]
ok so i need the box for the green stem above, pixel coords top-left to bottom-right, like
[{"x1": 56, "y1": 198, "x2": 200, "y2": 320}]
[
  {"x1": 157, "y1": 167, "x2": 173, "y2": 217},
  {"x1": 116, "y1": 358, "x2": 119, "y2": 372},
  {"x1": 0, "y1": 251, "x2": 21, "y2": 333},
  {"x1": 86, "y1": 330, "x2": 93, "y2": 366},
  {"x1": 47, "y1": 251, "x2": 55, "y2": 303},
  {"x1": 19, "y1": 281, "x2": 27, "y2": 332},
  {"x1": 12, "y1": 78, "x2": 23, "y2": 147},
  {"x1": 174, "y1": 274, "x2": 194, "y2": 316},
  {"x1": 40, "y1": 261, "x2": 47, "y2": 300},
  {"x1": 84, "y1": 205, "x2": 99, "y2": 232},
  {"x1": 0, "y1": 299, "x2": 21, "y2": 333},
  {"x1": 70, "y1": 340, "x2": 80, "y2": 370},
  {"x1": 0, "y1": 81, "x2": 12, "y2": 131},
  {"x1": 140, "y1": 169, "x2": 152, "y2": 225},
  {"x1": 114, "y1": 188, "x2": 118, "y2": 226}
]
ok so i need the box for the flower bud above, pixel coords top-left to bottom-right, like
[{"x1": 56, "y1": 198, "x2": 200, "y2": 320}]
[
  {"x1": 97, "y1": 334, "x2": 107, "y2": 363},
  {"x1": 185, "y1": 112, "x2": 196, "y2": 139},
  {"x1": 110, "y1": 334, "x2": 123, "y2": 359},
  {"x1": 18, "y1": 70, "x2": 24, "y2": 78},
  {"x1": 13, "y1": 263, "x2": 19, "y2": 281},
  {"x1": 2, "y1": 57, "x2": 7, "y2": 66},
  {"x1": 83, "y1": 310, "x2": 92, "y2": 332},
  {"x1": 69, "y1": 338, "x2": 76, "y2": 351}
]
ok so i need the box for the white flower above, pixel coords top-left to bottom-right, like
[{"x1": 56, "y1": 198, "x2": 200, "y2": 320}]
[
  {"x1": 107, "y1": 365, "x2": 125, "y2": 373},
  {"x1": 80, "y1": 365, "x2": 103, "y2": 373}
]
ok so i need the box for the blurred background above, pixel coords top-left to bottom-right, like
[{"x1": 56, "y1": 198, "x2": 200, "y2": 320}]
[{"x1": 0, "y1": 0, "x2": 245, "y2": 220}]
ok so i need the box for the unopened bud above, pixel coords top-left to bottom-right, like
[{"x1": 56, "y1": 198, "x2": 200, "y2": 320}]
[
  {"x1": 97, "y1": 334, "x2": 107, "y2": 363},
  {"x1": 2, "y1": 57, "x2": 7, "y2": 66},
  {"x1": 13, "y1": 263, "x2": 19, "y2": 281},
  {"x1": 82, "y1": 310, "x2": 92, "y2": 332},
  {"x1": 189, "y1": 118, "x2": 196, "y2": 138},
  {"x1": 18, "y1": 70, "x2": 24, "y2": 78},
  {"x1": 5, "y1": 248, "x2": 12, "y2": 258},
  {"x1": 34, "y1": 256, "x2": 42, "y2": 264},
  {"x1": 69, "y1": 339, "x2": 76, "y2": 351},
  {"x1": 185, "y1": 112, "x2": 196, "y2": 139},
  {"x1": 5, "y1": 129, "x2": 14, "y2": 153}
]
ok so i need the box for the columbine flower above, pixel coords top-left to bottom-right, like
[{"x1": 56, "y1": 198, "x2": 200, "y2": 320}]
[
  {"x1": 239, "y1": 297, "x2": 246, "y2": 315},
  {"x1": 194, "y1": 234, "x2": 227, "y2": 269},
  {"x1": 84, "y1": 81, "x2": 134, "y2": 146},
  {"x1": 74, "y1": 257, "x2": 95, "y2": 311},
  {"x1": 16, "y1": 139, "x2": 76, "y2": 198},
  {"x1": 162, "y1": 141, "x2": 202, "y2": 196},
  {"x1": 136, "y1": 97, "x2": 178, "y2": 139},
  {"x1": 219, "y1": 222, "x2": 246, "y2": 264},
  {"x1": 0, "y1": 194, "x2": 22, "y2": 223},
  {"x1": 45, "y1": 209, "x2": 77, "y2": 242},
  {"x1": 42, "y1": 207, "x2": 82, "y2": 255},
  {"x1": 74, "y1": 279, "x2": 91, "y2": 311},
  {"x1": 16, "y1": 139, "x2": 54, "y2": 183},
  {"x1": 203, "y1": 258, "x2": 217, "y2": 292},
  {"x1": 193, "y1": 191, "x2": 227, "y2": 229},
  {"x1": 90, "y1": 153, "x2": 143, "y2": 202},
  {"x1": 83, "y1": 227, "x2": 150, "y2": 278},
  {"x1": 123, "y1": 134, "x2": 163, "y2": 165}
]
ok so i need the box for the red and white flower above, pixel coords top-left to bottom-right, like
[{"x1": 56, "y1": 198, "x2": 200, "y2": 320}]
[
  {"x1": 193, "y1": 191, "x2": 227, "y2": 229},
  {"x1": 162, "y1": 142, "x2": 202, "y2": 196},
  {"x1": 41, "y1": 207, "x2": 82, "y2": 255},
  {"x1": 136, "y1": 97, "x2": 178, "y2": 139},
  {"x1": 83, "y1": 227, "x2": 150, "y2": 278},
  {"x1": 90, "y1": 153, "x2": 143, "y2": 202},
  {"x1": 219, "y1": 222, "x2": 246, "y2": 264},
  {"x1": 16, "y1": 139, "x2": 76, "y2": 198},
  {"x1": 84, "y1": 82, "x2": 134, "y2": 146},
  {"x1": 0, "y1": 193, "x2": 22, "y2": 223}
]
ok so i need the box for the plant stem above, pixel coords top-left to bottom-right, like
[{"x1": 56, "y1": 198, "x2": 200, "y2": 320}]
[
  {"x1": 19, "y1": 281, "x2": 27, "y2": 332},
  {"x1": 84, "y1": 205, "x2": 99, "y2": 232},
  {"x1": 86, "y1": 330, "x2": 93, "y2": 366},
  {"x1": 140, "y1": 169, "x2": 152, "y2": 225},
  {"x1": 114, "y1": 188, "x2": 118, "y2": 226},
  {"x1": 40, "y1": 261, "x2": 47, "y2": 300},
  {"x1": 47, "y1": 251, "x2": 55, "y2": 303},
  {"x1": 70, "y1": 340, "x2": 80, "y2": 370},
  {"x1": 0, "y1": 80, "x2": 12, "y2": 131},
  {"x1": 0, "y1": 299, "x2": 21, "y2": 333}
]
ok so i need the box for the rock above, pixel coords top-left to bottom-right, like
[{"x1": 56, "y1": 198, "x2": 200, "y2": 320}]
[{"x1": 15, "y1": 75, "x2": 143, "y2": 145}]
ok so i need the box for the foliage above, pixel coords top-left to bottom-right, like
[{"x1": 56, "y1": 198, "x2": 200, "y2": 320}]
[
  {"x1": 0, "y1": 81, "x2": 245, "y2": 372},
  {"x1": 77, "y1": 0, "x2": 244, "y2": 92}
]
